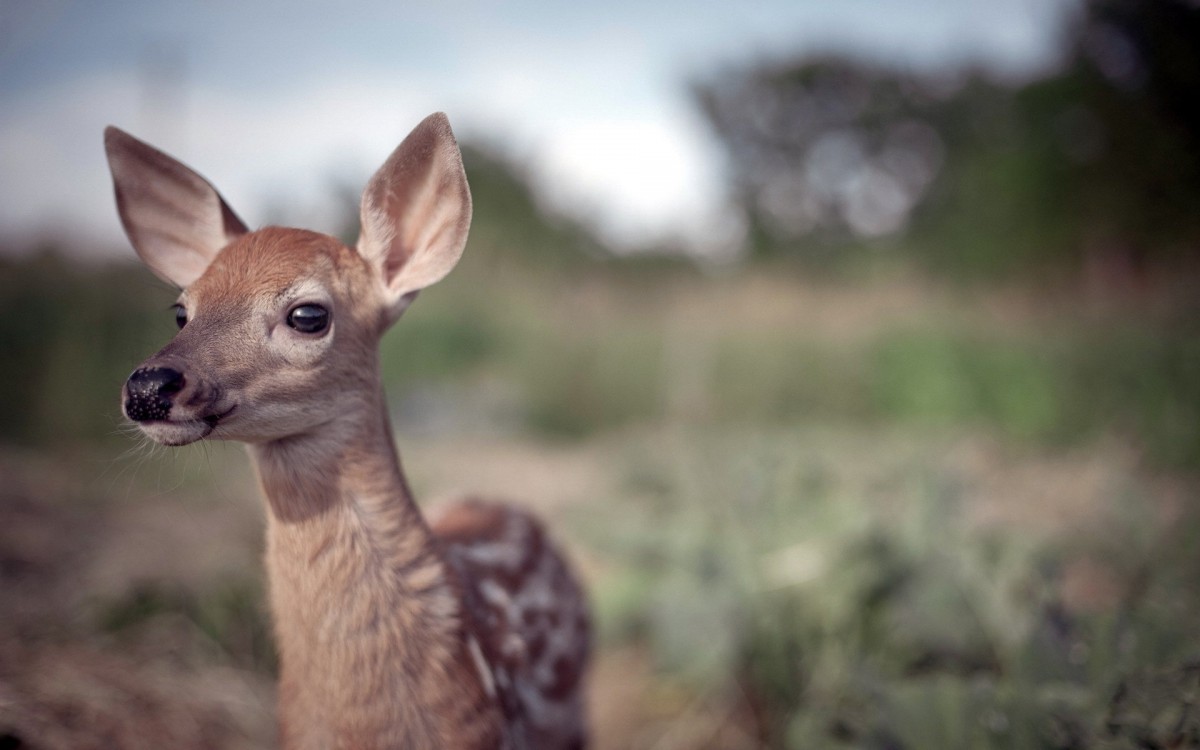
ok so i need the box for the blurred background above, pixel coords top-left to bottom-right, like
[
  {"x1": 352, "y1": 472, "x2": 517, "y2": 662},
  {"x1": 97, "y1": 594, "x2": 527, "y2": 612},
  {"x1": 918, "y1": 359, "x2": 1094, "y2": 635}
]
[{"x1": 2, "y1": 0, "x2": 1199, "y2": 747}]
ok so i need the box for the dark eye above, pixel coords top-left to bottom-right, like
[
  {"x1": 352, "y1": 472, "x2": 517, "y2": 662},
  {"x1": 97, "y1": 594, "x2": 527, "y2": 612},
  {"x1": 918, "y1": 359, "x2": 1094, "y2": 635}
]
[
  {"x1": 173, "y1": 304, "x2": 187, "y2": 329},
  {"x1": 287, "y1": 304, "x2": 329, "y2": 334}
]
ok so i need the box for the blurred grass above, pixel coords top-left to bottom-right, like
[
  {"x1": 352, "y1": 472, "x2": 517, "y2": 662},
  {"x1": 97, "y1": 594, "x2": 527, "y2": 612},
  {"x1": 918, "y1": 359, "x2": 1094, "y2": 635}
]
[
  {"x1": 0, "y1": 251, "x2": 176, "y2": 448},
  {"x1": 390, "y1": 253, "x2": 1200, "y2": 469},
  {"x1": 576, "y1": 428, "x2": 1200, "y2": 748},
  {"x1": 97, "y1": 581, "x2": 276, "y2": 675}
]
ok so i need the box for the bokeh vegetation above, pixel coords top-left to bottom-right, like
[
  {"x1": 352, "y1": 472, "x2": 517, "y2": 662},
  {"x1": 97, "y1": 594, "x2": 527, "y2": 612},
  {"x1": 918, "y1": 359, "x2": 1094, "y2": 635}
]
[
  {"x1": 695, "y1": 0, "x2": 1200, "y2": 278},
  {"x1": 1, "y1": 1, "x2": 1198, "y2": 748}
]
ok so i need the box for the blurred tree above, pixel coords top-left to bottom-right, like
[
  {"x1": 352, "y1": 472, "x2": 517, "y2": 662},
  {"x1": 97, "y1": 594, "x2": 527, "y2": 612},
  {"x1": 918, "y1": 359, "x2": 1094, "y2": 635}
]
[
  {"x1": 694, "y1": 55, "x2": 951, "y2": 261},
  {"x1": 695, "y1": 0, "x2": 1200, "y2": 278},
  {"x1": 1057, "y1": 0, "x2": 1200, "y2": 273}
]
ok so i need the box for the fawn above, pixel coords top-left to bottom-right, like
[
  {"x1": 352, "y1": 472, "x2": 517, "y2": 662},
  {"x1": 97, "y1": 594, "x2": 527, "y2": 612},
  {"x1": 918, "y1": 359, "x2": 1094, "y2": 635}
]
[{"x1": 107, "y1": 113, "x2": 590, "y2": 749}]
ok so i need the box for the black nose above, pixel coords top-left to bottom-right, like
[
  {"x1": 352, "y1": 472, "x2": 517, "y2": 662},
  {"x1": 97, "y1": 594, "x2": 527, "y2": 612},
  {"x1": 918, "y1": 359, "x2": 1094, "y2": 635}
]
[{"x1": 124, "y1": 366, "x2": 186, "y2": 422}]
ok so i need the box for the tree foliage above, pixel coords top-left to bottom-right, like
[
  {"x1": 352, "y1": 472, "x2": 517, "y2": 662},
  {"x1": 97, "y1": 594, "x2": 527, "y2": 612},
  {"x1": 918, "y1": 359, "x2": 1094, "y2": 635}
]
[{"x1": 695, "y1": 0, "x2": 1200, "y2": 277}]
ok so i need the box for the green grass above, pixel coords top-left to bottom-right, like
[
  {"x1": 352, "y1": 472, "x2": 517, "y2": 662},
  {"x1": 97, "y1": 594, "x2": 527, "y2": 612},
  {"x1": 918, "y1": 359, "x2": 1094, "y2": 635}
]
[
  {"x1": 96, "y1": 579, "x2": 276, "y2": 674},
  {"x1": 575, "y1": 428, "x2": 1200, "y2": 749},
  {"x1": 392, "y1": 269, "x2": 1200, "y2": 472}
]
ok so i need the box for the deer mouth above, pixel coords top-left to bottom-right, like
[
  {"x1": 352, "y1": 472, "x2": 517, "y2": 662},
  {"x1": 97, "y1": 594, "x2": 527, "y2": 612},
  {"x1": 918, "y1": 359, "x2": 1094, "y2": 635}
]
[
  {"x1": 137, "y1": 405, "x2": 236, "y2": 446},
  {"x1": 204, "y1": 404, "x2": 236, "y2": 428}
]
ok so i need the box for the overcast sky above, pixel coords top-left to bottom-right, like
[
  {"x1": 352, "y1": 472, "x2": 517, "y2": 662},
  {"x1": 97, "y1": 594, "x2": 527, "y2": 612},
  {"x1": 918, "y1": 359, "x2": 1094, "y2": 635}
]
[{"x1": 0, "y1": 0, "x2": 1073, "y2": 257}]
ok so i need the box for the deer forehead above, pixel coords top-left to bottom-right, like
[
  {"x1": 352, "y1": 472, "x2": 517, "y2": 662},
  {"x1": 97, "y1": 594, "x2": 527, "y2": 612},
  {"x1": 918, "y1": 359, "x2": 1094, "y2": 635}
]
[{"x1": 187, "y1": 227, "x2": 372, "y2": 312}]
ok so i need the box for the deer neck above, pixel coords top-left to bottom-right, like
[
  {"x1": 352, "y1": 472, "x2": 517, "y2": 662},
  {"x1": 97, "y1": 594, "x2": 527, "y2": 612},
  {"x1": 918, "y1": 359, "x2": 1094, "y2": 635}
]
[{"x1": 246, "y1": 384, "x2": 493, "y2": 748}]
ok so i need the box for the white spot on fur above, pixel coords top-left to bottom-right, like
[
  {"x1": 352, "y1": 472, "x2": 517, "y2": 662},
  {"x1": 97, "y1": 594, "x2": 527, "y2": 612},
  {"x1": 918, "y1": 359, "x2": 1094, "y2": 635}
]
[{"x1": 468, "y1": 635, "x2": 497, "y2": 699}]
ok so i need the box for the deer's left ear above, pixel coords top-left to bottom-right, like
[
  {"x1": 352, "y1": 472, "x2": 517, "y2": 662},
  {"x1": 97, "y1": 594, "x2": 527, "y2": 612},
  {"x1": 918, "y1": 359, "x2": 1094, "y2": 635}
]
[
  {"x1": 104, "y1": 126, "x2": 248, "y2": 288},
  {"x1": 357, "y1": 112, "x2": 472, "y2": 321}
]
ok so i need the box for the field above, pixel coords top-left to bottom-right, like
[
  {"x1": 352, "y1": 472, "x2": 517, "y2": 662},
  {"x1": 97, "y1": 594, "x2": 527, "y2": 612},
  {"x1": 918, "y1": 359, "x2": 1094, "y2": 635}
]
[{"x1": 1, "y1": 250, "x2": 1197, "y2": 749}]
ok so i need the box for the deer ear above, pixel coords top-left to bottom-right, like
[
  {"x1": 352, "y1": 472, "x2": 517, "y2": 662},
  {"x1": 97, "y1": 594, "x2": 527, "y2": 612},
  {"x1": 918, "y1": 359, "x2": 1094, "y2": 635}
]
[
  {"x1": 357, "y1": 112, "x2": 472, "y2": 318},
  {"x1": 104, "y1": 126, "x2": 248, "y2": 288}
]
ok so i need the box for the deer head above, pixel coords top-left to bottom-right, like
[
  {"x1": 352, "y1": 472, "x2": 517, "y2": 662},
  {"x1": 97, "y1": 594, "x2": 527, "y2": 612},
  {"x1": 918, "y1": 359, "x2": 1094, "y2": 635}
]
[{"x1": 108, "y1": 113, "x2": 472, "y2": 446}]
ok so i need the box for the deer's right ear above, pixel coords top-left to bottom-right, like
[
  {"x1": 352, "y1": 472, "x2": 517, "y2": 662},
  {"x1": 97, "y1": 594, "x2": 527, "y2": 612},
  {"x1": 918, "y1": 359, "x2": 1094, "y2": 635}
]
[
  {"x1": 104, "y1": 126, "x2": 248, "y2": 288},
  {"x1": 356, "y1": 113, "x2": 472, "y2": 322}
]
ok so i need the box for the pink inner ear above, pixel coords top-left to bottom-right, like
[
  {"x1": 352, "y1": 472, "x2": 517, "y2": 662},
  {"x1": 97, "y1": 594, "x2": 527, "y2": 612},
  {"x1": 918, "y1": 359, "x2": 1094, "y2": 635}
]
[
  {"x1": 385, "y1": 250, "x2": 408, "y2": 285},
  {"x1": 105, "y1": 126, "x2": 247, "y2": 288},
  {"x1": 357, "y1": 114, "x2": 472, "y2": 301}
]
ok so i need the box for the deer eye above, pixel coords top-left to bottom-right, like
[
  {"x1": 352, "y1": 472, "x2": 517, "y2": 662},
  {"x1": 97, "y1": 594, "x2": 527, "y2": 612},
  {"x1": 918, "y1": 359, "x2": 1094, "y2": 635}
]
[
  {"x1": 287, "y1": 304, "x2": 329, "y2": 334},
  {"x1": 173, "y1": 304, "x2": 187, "y2": 329}
]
